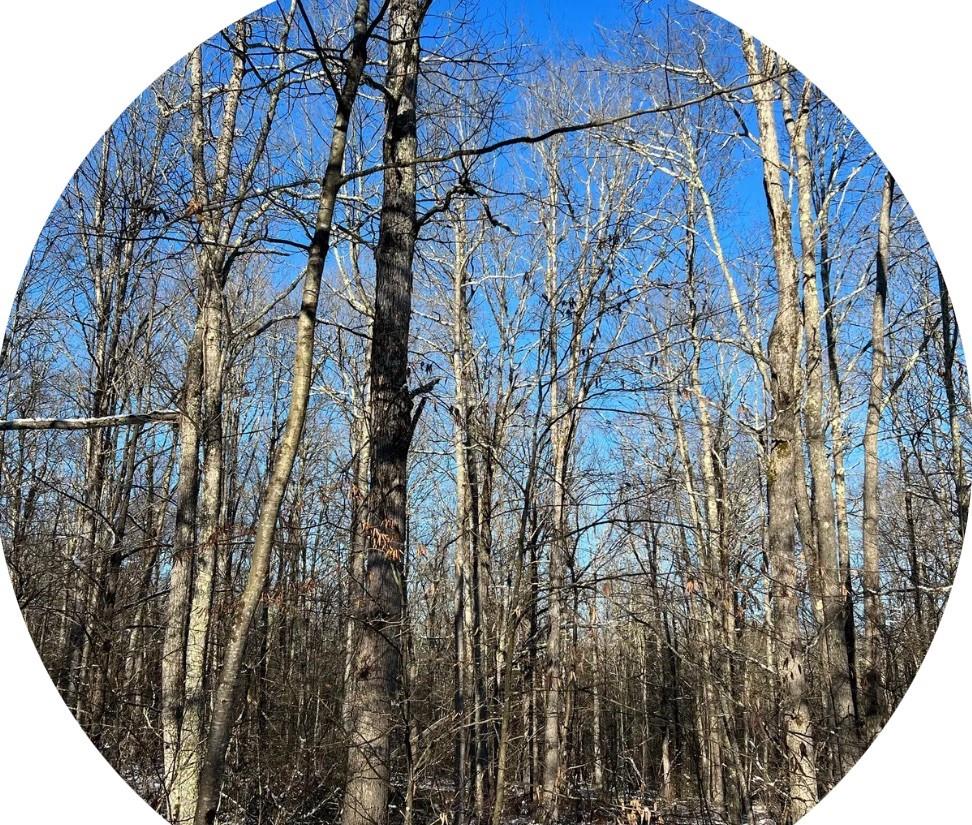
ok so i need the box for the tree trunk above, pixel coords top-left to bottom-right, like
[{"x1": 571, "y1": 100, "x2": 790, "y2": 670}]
[
  {"x1": 162, "y1": 322, "x2": 204, "y2": 822},
  {"x1": 540, "y1": 158, "x2": 568, "y2": 823},
  {"x1": 819, "y1": 229, "x2": 860, "y2": 730},
  {"x1": 193, "y1": 5, "x2": 374, "y2": 821},
  {"x1": 937, "y1": 265, "x2": 968, "y2": 532},
  {"x1": 742, "y1": 32, "x2": 818, "y2": 821},
  {"x1": 861, "y1": 173, "x2": 893, "y2": 743},
  {"x1": 341, "y1": 3, "x2": 425, "y2": 825},
  {"x1": 790, "y1": 85, "x2": 859, "y2": 769}
]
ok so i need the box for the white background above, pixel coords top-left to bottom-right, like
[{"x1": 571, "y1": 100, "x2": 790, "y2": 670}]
[{"x1": 0, "y1": 1, "x2": 969, "y2": 822}]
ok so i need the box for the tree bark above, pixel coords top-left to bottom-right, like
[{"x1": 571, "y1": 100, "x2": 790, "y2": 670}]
[
  {"x1": 192, "y1": 4, "x2": 375, "y2": 821},
  {"x1": 540, "y1": 150, "x2": 567, "y2": 824},
  {"x1": 162, "y1": 321, "x2": 204, "y2": 821},
  {"x1": 789, "y1": 82, "x2": 859, "y2": 769},
  {"x1": 861, "y1": 173, "x2": 893, "y2": 743},
  {"x1": 742, "y1": 32, "x2": 818, "y2": 821},
  {"x1": 819, "y1": 228, "x2": 860, "y2": 731},
  {"x1": 937, "y1": 265, "x2": 968, "y2": 532},
  {"x1": 341, "y1": 3, "x2": 426, "y2": 825}
]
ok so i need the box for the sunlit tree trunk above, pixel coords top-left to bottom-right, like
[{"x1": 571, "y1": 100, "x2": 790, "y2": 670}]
[
  {"x1": 742, "y1": 32, "x2": 818, "y2": 821},
  {"x1": 194, "y1": 5, "x2": 375, "y2": 822},
  {"x1": 789, "y1": 81, "x2": 859, "y2": 769},
  {"x1": 861, "y1": 173, "x2": 893, "y2": 743},
  {"x1": 540, "y1": 148, "x2": 567, "y2": 823}
]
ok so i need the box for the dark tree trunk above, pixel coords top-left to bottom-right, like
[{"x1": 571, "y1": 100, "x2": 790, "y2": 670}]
[{"x1": 342, "y1": 3, "x2": 427, "y2": 825}]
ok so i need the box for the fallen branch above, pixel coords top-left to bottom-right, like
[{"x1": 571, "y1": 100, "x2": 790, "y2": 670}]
[{"x1": 0, "y1": 409, "x2": 181, "y2": 431}]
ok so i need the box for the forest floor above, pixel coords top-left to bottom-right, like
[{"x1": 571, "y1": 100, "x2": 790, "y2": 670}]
[{"x1": 132, "y1": 780, "x2": 781, "y2": 825}]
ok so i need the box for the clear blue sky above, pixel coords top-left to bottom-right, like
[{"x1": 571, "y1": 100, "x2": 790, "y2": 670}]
[{"x1": 500, "y1": 0, "x2": 629, "y2": 50}]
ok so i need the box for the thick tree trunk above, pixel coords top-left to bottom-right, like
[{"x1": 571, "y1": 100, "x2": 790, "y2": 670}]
[
  {"x1": 742, "y1": 33, "x2": 818, "y2": 821},
  {"x1": 172, "y1": 284, "x2": 226, "y2": 820},
  {"x1": 162, "y1": 322, "x2": 204, "y2": 822},
  {"x1": 166, "y1": 27, "x2": 246, "y2": 816},
  {"x1": 341, "y1": 3, "x2": 425, "y2": 825}
]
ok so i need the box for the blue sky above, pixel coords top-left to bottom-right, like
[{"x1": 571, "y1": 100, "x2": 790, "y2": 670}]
[{"x1": 500, "y1": 0, "x2": 628, "y2": 50}]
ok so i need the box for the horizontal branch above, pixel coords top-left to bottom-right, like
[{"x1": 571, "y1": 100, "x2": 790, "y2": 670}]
[
  {"x1": 340, "y1": 74, "x2": 789, "y2": 185},
  {"x1": 0, "y1": 409, "x2": 181, "y2": 432}
]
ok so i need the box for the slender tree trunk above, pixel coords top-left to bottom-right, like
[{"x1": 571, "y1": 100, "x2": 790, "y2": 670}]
[
  {"x1": 449, "y1": 206, "x2": 487, "y2": 823},
  {"x1": 861, "y1": 173, "x2": 893, "y2": 743},
  {"x1": 789, "y1": 88, "x2": 859, "y2": 769},
  {"x1": 937, "y1": 265, "x2": 968, "y2": 532},
  {"x1": 343, "y1": 387, "x2": 371, "y2": 727},
  {"x1": 453, "y1": 389, "x2": 472, "y2": 825},
  {"x1": 894, "y1": 418, "x2": 926, "y2": 645},
  {"x1": 819, "y1": 229, "x2": 860, "y2": 729},
  {"x1": 491, "y1": 449, "x2": 535, "y2": 825},
  {"x1": 64, "y1": 147, "x2": 128, "y2": 720},
  {"x1": 685, "y1": 227, "x2": 745, "y2": 816},
  {"x1": 523, "y1": 516, "x2": 540, "y2": 803},
  {"x1": 666, "y1": 382, "x2": 724, "y2": 816},
  {"x1": 541, "y1": 179, "x2": 572, "y2": 823},
  {"x1": 193, "y1": 6, "x2": 374, "y2": 821},
  {"x1": 589, "y1": 587, "x2": 604, "y2": 793},
  {"x1": 86, "y1": 420, "x2": 142, "y2": 751}
]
